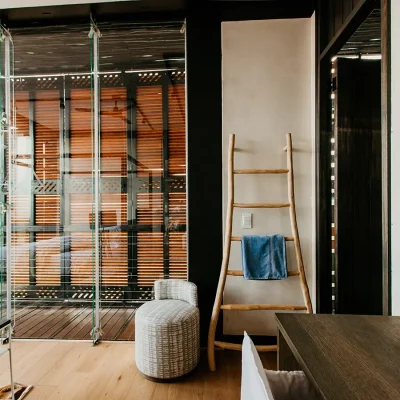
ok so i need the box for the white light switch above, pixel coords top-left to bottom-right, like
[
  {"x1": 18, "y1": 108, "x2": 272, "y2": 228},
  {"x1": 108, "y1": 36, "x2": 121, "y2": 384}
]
[{"x1": 241, "y1": 213, "x2": 252, "y2": 229}]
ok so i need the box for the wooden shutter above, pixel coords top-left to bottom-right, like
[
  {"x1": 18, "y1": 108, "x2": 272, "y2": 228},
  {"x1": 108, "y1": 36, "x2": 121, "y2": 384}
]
[
  {"x1": 137, "y1": 193, "x2": 163, "y2": 225},
  {"x1": 10, "y1": 93, "x2": 31, "y2": 285},
  {"x1": 101, "y1": 87, "x2": 127, "y2": 177},
  {"x1": 35, "y1": 233, "x2": 61, "y2": 285},
  {"x1": 34, "y1": 90, "x2": 60, "y2": 179},
  {"x1": 101, "y1": 193, "x2": 127, "y2": 226},
  {"x1": 11, "y1": 92, "x2": 31, "y2": 225},
  {"x1": 100, "y1": 88, "x2": 128, "y2": 286},
  {"x1": 11, "y1": 233, "x2": 30, "y2": 285},
  {"x1": 169, "y1": 192, "x2": 186, "y2": 226},
  {"x1": 34, "y1": 90, "x2": 61, "y2": 226},
  {"x1": 169, "y1": 232, "x2": 187, "y2": 280},
  {"x1": 15, "y1": 91, "x2": 30, "y2": 136},
  {"x1": 70, "y1": 89, "x2": 93, "y2": 285},
  {"x1": 102, "y1": 232, "x2": 128, "y2": 286},
  {"x1": 10, "y1": 196, "x2": 30, "y2": 225},
  {"x1": 33, "y1": 91, "x2": 61, "y2": 286},
  {"x1": 70, "y1": 194, "x2": 92, "y2": 225},
  {"x1": 137, "y1": 232, "x2": 164, "y2": 286},
  {"x1": 168, "y1": 84, "x2": 186, "y2": 176},
  {"x1": 35, "y1": 195, "x2": 60, "y2": 226},
  {"x1": 69, "y1": 88, "x2": 128, "y2": 287},
  {"x1": 70, "y1": 89, "x2": 92, "y2": 177},
  {"x1": 70, "y1": 232, "x2": 92, "y2": 286},
  {"x1": 136, "y1": 86, "x2": 163, "y2": 176}
]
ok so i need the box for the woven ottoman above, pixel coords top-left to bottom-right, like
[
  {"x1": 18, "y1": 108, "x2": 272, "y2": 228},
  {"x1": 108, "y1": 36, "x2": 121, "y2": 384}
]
[{"x1": 135, "y1": 280, "x2": 200, "y2": 381}]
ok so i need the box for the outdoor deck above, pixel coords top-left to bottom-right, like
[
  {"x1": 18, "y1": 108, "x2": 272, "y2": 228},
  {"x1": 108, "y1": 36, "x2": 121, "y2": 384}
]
[{"x1": 11, "y1": 306, "x2": 137, "y2": 340}]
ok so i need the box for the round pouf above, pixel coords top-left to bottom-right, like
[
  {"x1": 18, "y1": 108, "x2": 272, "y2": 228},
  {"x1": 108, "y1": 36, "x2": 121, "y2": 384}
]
[{"x1": 135, "y1": 299, "x2": 200, "y2": 381}]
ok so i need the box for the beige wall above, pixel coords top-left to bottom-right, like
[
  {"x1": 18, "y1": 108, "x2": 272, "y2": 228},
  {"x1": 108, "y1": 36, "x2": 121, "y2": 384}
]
[
  {"x1": 392, "y1": 2, "x2": 400, "y2": 315},
  {"x1": 222, "y1": 16, "x2": 316, "y2": 335}
]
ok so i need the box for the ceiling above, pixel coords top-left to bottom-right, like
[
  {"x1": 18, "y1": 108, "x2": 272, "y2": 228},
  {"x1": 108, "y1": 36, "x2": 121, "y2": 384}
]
[
  {"x1": 339, "y1": 8, "x2": 381, "y2": 56},
  {"x1": 11, "y1": 21, "x2": 185, "y2": 75},
  {"x1": 2, "y1": 0, "x2": 314, "y2": 76},
  {"x1": 0, "y1": 0, "x2": 315, "y2": 26}
]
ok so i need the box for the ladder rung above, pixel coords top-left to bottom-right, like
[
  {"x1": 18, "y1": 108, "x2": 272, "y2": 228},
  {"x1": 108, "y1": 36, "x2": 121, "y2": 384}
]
[
  {"x1": 234, "y1": 169, "x2": 289, "y2": 175},
  {"x1": 214, "y1": 341, "x2": 277, "y2": 352},
  {"x1": 231, "y1": 236, "x2": 294, "y2": 242},
  {"x1": 283, "y1": 145, "x2": 288, "y2": 152},
  {"x1": 227, "y1": 270, "x2": 300, "y2": 277},
  {"x1": 233, "y1": 203, "x2": 290, "y2": 208},
  {"x1": 220, "y1": 304, "x2": 307, "y2": 311}
]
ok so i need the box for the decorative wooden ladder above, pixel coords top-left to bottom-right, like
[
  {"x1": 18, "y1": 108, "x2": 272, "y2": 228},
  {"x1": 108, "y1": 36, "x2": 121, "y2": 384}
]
[{"x1": 207, "y1": 133, "x2": 313, "y2": 371}]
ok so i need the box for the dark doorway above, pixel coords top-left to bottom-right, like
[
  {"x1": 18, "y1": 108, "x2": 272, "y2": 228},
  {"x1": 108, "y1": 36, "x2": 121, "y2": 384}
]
[{"x1": 333, "y1": 57, "x2": 382, "y2": 315}]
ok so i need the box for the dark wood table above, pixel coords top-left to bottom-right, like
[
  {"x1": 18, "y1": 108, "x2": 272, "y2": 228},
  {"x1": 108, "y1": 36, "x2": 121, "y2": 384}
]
[{"x1": 276, "y1": 314, "x2": 400, "y2": 400}]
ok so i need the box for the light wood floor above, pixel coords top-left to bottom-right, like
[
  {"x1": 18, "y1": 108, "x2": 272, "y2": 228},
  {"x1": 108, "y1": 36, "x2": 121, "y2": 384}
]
[{"x1": 0, "y1": 341, "x2": 276, "y2": 400}]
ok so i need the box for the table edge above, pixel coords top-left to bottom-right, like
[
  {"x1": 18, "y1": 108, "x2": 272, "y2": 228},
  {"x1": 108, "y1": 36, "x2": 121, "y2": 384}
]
[{"x1": 275, "y1": 314, "x2": 327, "y2": 400}]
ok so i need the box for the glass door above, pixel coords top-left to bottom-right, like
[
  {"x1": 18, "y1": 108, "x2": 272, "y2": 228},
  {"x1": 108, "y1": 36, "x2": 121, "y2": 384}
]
[
  {"x1": 0, "y1": 20, "x2": 187, "y2": 342},
  {"x1": 7, "y1": 23, "x2": 97, "y2": 340},
  {"x1": 0, "y1": 25, "x2": 14, "y2": 328}
]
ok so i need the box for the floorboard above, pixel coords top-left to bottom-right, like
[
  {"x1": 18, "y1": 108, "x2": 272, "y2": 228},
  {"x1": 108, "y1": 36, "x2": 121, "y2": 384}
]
[
  {"x1": 11, "y1": 306, "x2": 137, "y2": 340},
  {"x1": 0, "y1": 341, "x2": 277, "y2": 399}
]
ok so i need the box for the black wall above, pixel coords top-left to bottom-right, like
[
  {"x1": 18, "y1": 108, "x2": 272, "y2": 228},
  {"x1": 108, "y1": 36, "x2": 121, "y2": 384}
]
[
  {"x1": 334, "y1": 58, "x2": 382, "y2": 315},
  {"x1": 186, "y1": 11, "x2": 223, "y2": 344}
]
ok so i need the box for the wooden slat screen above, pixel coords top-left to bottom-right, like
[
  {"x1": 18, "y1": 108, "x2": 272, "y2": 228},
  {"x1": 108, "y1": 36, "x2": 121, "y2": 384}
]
[
  {"x1": 102, "y1": 232, "x2": 128, "y2": 286},
  {"x1": 69, "y1": 88, "x2": 128, "y2": 287},
  {"x1": 15, "y1": 91, "x2": 30, "y2": 137},
  {"x1": 35, "y1": 195, "x2": 60, "y2": 226},
  {"x1": 69, "y1": 89, "x2": 92, "y2": 286},
  {"x1": 70, "y1": 89, "x2": 92, "y2": 177},
  {"x1": 169, "y1": 192, "x2": 186, "y2": 226},
  {"x1": 137, "y1": 193, "x2": 163, "y2": 225},
  {"x1": 34, "y1": 91, "x2": 61, "y2": 287},
  {"x1": 136, "y1": 86, "x2": 163, "y2": 177},
  {"x1": 71, "y1": 232, "x2": 93, "y2": 286},
  {"x1": 169, "y1": 232, "x2": 187, "y2": 280},
  {"x1": 34, "y1": 90, "x2": 60, "y2": 179},
  {"x1": 70, "y1": 194, "x2": 92, "y2": 225},
  {"x1": 101, "y1": 193, "x2": 127, "y2": 225},
  {"x1": 137, "y1": 232, "x2": 164, "y2": 286},
  {"x1": 11, "y1": 233, "x2": 30, "y2": 285},
  {"x1": 9, "y1": 76, "x2": 186, "y2": 297},
  {"x1": 101, "y1": 88, "x2": 127, "y2": 177},
  {"x1": 35, "y1": 233, "x2": 61, "y2": 285},
  {"x1": 168, "y1": 84, "x2": 186, "y2": 176},
  {"x1": 10, "y1": 195, "x2": 30, "y2": 225}
]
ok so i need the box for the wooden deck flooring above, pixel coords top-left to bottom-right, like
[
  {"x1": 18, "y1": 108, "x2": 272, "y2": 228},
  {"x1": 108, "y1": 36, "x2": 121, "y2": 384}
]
[
  {"x1": 12, "y1": 306, "x2": 137, "y2": 341},
  {"x1": 0, "y1": 341, "x2": 277, "y2": 399}
]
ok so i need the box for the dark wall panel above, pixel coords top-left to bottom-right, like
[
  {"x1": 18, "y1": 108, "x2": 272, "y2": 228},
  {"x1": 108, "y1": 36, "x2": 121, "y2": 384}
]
[
  {"x1": 186, "y1": 10, "x2": 222, "y2": 345},
  {"x1": 335, "y1": 58, "x2": 382, "y2": 315},
  {"x1": 343, "y1": 0, "x2": 354, "y2": 18},
  {"x1": 322, "y1": 0, "x2": 372, "y2": 51}
]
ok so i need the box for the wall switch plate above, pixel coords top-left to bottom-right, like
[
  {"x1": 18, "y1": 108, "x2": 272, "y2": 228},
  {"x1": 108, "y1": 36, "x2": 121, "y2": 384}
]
[{"x1": 241, "y1": 213, "x2": 252, "y2": 229}]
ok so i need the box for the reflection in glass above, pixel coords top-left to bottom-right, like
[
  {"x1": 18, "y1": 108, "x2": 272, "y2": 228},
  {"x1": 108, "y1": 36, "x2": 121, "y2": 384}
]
[{"x1": 2, "y1": 20, "x2": 186, "y2": 341}]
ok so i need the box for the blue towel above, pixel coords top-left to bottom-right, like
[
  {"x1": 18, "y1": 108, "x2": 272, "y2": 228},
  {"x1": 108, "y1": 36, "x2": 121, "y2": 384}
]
[{"x1": 241, "y1": 235, "x2": 287, "y2": 280}]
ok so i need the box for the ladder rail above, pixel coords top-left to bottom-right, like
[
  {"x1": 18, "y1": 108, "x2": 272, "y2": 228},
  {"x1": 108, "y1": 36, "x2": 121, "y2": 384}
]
[
  {"x1": 207, "y1": 133, "x2": 313, "y2": 372},
  {"x1": 207, "y1": 134, "x2": 235, "y2": 372},
  {"x1": 286, "y1": 133, "x2": 313, "y2": 313}
]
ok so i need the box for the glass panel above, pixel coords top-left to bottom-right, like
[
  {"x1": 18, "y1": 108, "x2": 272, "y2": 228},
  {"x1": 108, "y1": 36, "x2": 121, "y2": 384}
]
[
  {"x1": 97, "y1": 21, "x2": 187, "y2": 331},
  {"x1": 89, "y1": 20, "x2": 101, "y2": 343},
  {"x1": 0, "y1": 27, "x2": 11, "y2": 324},
  {"x1": 1, "y1": 20, "x2": 186, "y2": 342},
  {"x1": 8, "y1": 24, "x2": 96, "y2": 340}
]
